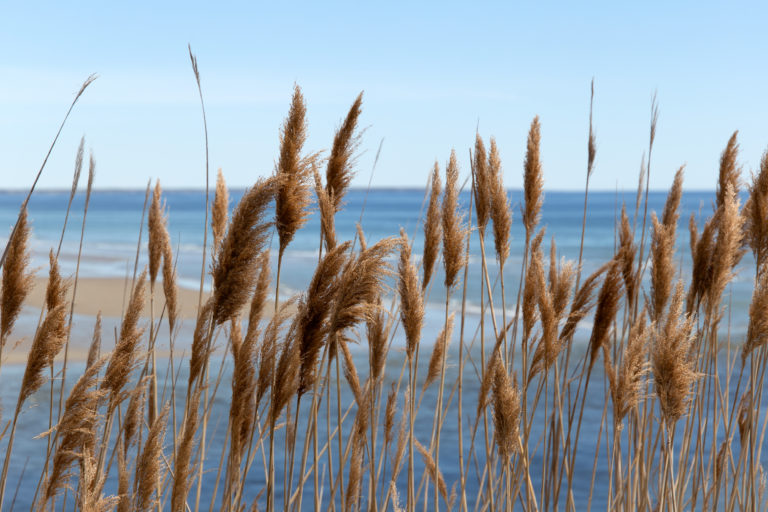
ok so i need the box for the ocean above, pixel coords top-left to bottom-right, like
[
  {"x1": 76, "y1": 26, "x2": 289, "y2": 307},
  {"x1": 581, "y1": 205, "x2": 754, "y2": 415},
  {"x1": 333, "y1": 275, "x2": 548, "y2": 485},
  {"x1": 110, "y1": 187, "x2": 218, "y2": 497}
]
[{"x1": 0, "y1": 187, "x2": 760, "y2": 510}]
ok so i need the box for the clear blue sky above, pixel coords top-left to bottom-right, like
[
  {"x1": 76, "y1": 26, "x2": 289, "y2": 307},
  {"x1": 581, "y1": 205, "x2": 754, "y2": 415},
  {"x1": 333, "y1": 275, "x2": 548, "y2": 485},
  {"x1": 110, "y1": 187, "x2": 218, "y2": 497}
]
[{"x1": 1, "y1": 1, "x2": 766, "y2": 191}]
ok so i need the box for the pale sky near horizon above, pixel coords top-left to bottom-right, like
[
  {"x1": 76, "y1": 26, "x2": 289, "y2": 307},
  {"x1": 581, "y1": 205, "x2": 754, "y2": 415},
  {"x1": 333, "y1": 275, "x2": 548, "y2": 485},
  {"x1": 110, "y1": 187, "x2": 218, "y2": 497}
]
[{"x1": 1, "y1": 1, "x2": 766, "y2": 192}]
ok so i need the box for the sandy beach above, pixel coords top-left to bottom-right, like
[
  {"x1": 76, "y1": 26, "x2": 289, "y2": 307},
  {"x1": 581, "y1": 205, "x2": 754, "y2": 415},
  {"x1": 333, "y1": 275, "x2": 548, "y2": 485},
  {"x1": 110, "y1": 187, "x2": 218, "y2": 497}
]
[
  {"x1": 28, "y1": 276, "x2": 210, "y2": 320},
  {"x1": 1, "y1": 277, "x2": 290, "y2": 365}
]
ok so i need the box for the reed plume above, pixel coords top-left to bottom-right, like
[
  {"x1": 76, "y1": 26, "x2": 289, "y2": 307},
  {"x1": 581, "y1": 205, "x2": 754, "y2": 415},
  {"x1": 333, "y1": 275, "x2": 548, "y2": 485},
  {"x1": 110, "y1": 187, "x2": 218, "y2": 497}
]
[
  {"x1": 398, "y1": 232, "x2": 423, "y2": 361},
  {"x1": 136, "y1": 405, "x2": 169, "y2": 512},
  {"x1": 296, "y1": 241, "x2": 351, "y2": 396},
  {"x1": 742, "y1": 267, "x2": 768, "y2": 361},
  {"x1": 604, "y1": 310, "x2": 649, "y2": 425},
  {"x1": 423, "y1": 313, "x2": 455, "y2": 390},
  {"x1": 550, "y1": 243, "x2": 575, "y2": 319},
  {"x1": 229, "y1": 318, "x2": 256, "y2": 471},
  {"x1": 246, "y1": 251, "x2": 270, "y2": 344},
  {"x1": 212, "y1": 176, "x2": 276, "y2": 325},
  {"x1": 489, "y1": 137, "x2": 511, "y2": 265},
  {"x1": 529, "y1": 241, "x2": 559, "y2": 380},
  {"x1": 212, "y1": 168, "x2": 229, "y2": 251},
  {"x1": 19, "y1": 255, "x2": 69, "y2": 404},
  {"x1": 86, "y1": 312, "x2": 102, "y2": 370},
  {"x1": 650, "y1": 167, "x2": 684, "y2": 321},
  {"x1": 688, "y1": 215, "x2": 716, "y2": 312},
  {"x1": 367, "y1": 300, "x2": 389, "y2": 383},
  {"x1": 618, "y1": 205, "x2": 636, "y2": 306},
  {"x1": 257, "y1": 301, "x2": 292, "y2": 408},
  {"x1": 473, "y1": 134, "x2": 490, "y2": 235},
  {"x1": 314, "y1": 166, "x2": 338, "y2": 252},
  {"x1": 588, "y1": 260, "x2": 623, "y2": 370},
  {"x1": 328, "y1": 237, "x2": 397, "y2": 355},
  {"x1": 188, "y1": 299, "x2": 213, "y2": 389},
  {"x1": 326, "y1": 92, "x2": 363, "y2": 212},
  {"x1": 275, "y1": 84, "x2": 313, "y2": 259},
  {"x1": 270, "y1": 335, "x2": 300, "y2": 425},
  {"x1": 716, "y1": 131, "x2": 741, "y2": 209},
  {"x1": 161, "y1": 230, "x2": 178, "y2": 333},
  {"x1": 492, "y1": 356, "x2": 521, "y2": 460},
  {"x1": 709, "y1": 184, "x2": 744, "y2": 312},
  {"x1": 102, "y1": 270, "x2": 146, "y2": 404},
  {"x1": 1, "y1": 206, "x2": 33, "y2": 343},
  {"x1": 522, "y1": 116, "x2": 543, "y2": 238},
  {"x1": 559, "y1": 263, "x2": 605, "y2": 347},
  {"x1": 148, "y1": 181, "x2": 166, "y2": 288},
  {"x1": 442, "y1": 150, "x2": 466, "y2": 290},
  {"x1": 415, "y1": 439, "x2": 448, "y2": 505},
  {"x1": 652, "y1": 281, "x2": 696, "y2": 425},
  {"x1": 171, "y1": 391, "x2": 200, "y2": 512},
  {"x1": 423, "y1": 163, "x2": 442, "y2": 290},
  {"x1": 745, "y1": 150, "x2": 768, "y2": 271},
  {"x1": 44, "y1": 357, "x2": 107, "y2": 503},
  {"x1": 123, "y1": 382, "x2": 147, "y2": 451},
  {"x1": 522, "y1": 231, "x2": 545, "y2": 344}
]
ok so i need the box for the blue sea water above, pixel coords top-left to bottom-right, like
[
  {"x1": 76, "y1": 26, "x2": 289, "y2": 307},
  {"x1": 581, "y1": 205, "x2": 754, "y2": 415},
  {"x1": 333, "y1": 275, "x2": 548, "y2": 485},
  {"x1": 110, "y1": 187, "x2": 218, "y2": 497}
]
[{"x1": 0, "y1": 187, "x2": 761, "y2": 510}]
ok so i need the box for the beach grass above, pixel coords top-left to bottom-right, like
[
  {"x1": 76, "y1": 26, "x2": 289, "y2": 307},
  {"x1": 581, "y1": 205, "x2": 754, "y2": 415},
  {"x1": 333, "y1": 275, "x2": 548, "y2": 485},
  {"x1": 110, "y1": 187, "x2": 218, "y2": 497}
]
[{"x1": 1, "y1": 57, "x2": 768, "y2": 512}]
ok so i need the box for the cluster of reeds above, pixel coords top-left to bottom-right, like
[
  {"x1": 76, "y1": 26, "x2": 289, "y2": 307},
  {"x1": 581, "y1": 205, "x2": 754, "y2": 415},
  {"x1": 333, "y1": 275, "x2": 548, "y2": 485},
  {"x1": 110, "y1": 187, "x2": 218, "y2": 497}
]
[{"x1": 1, "y1": 61, "x2": 768, "y2": 512}]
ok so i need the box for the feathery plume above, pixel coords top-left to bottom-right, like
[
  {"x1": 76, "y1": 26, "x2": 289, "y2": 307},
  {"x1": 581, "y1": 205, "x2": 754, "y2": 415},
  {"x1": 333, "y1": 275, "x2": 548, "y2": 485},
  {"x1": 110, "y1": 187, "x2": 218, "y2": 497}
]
[
  {"x1": 212, "y1": 177, "x2": 276, "y2": 325},
  {"x1": 415, "y1": 439, "x2": 448, "y2": 505},
  {"x1": 172, "y1": 391, "x2": 200, "y2": 512},
  {"x1": 257, "y1": 301, "x2": 292, "y2": 408},
  {"x1": 559, "y1": 264, "x2": 606, "y2": 344},
  {"x1": 148, "y1": 181, "x2": 166, "y2": 288},
  {"x1": 162, "y1": 233, "x2": 178, "y2": 333},
  {"x1": 188, "y1": 299, "x2": 214, "y2": 390},
  {"x1": 488, "y1": 138, "x2": 511, "y2": 265},
  {"x1": 652, "y1": 281, "x2": 697, "y2": 425},
  {"x1": 604, "y1": 310, "x2": 649, "y2": 425},
  {"x1": 367, "y1": 302, "x2": 389, "y2": 383},
  {"x1": 618, "y1": 205, "x2": 636, "y2": 306},
  {"x1": 423, "y1": 163, "x2": 442, "y2": 290},
  {"x1": 270, "y1": 336, "x2": 300, "y2": 425},
  {"x1": 86, "y1": 312, "x2": 102, "y2": 370},
  {"x1": 44, "y1": 358, "x2": 107, "y2": 503},
  {"x1": 588, "y1": 260, "x2": 622, "y2": 370},
  {"x1": 122, "y1": 382, "x2": 148, "y2": 450},
  {"x1": 522, "y1": 230, "x2": 545, "y2": 344},
  {"x1": 745, "y1": 150, "x2": 768, "y2": 271},
  {"x1": 314, "y1": 166, "x2": 337, "y2": 252},
  {"x1": 442, "y1": 150, "x2": 466, "y2": 290},
  {"x1": 212, "y1": 168, "x2": 229, "y2": 251},
  {"x1": 716, "y1": 131, "x2": 741, "y2": 210},
  {"x1": 398, "y1": 232, "x2": 423, "y2": 361},
  {"x1": 19, "y1": 256, "x2": 69, "y2": 404},
  {"x1": 296, "y1": 242, "x2": 351, "y2": 396},
  {"x1": 492, "y1": 356, "x2": 521, "y2": 459},
  {"x1": 136, "y1": 405, "x2": 169, "y2": 512},
  {"x1": 1, "y1": 206, "x2": 33, "y2": 343},
  {"x1": 587, "y1": 79, "x2": 597, "y2": 177},
  {"x1": 649, "y1": 166, "x2": 684, "y2": 319},
  {"x1": 326, "y1": 92, "x2": 363, "y2": 212},
  {"x1": 743, "y1": 267, "x2": 768, "y2": 361},
  {"x1": 327, "y1": 238, "x2": 397, "y2": 356},
  {"x1": 522, "y1": 116, "x2": 543, "y2": 238},
  {"x1": 102, "y1": 270, "x2": 146, "y2": 404},
  {"x1": 529, "y1": 240, "x2": 559, "y2": 379},
  {"x1": 423, "y1": 313, "x2": 455, "y2": 390},
  {"x1": 473, "y1": 134, "x2": 490, "y2": 235},
  {"x1": 245, "y1": 252, "x2": 270, "y2": 345},
  {"x1": 275, "y1": 84, "x2": 313, "y2": 258},
  {"x1": 709, "y1": 184, "x2": 744, "y2": 311}
]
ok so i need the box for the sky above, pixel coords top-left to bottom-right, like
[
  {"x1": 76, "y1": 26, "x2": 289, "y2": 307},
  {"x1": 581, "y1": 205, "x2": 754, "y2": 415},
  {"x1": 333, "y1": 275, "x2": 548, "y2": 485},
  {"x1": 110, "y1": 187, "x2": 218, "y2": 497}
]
[{"x1": 1, "y1": 1, "x2": 767, "y2": 191}]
